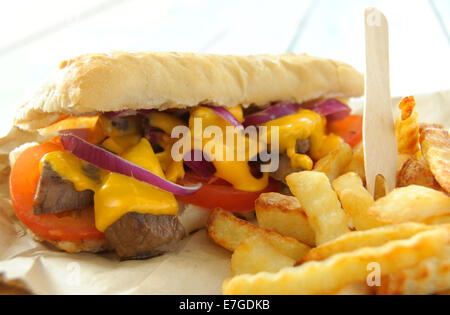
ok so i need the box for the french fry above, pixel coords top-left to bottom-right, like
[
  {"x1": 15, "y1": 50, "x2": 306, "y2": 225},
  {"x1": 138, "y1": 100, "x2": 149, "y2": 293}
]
[
  {"x1": 397, "y1": 158, "x2": 441, "y2": 190},
  {"x1": 395, "y1": 96, "x2": 420, "y2": 158},
  {"x1": 377, "y1": 244, "x2": 450, "y2": 295},
  {"x1": 373, "y1": 175, "x2": 387, "y2": 201},
  {"x1": 301, "y1": 223, "x2": 432, "y2": 263},
  {"x1": 420, "y1": 128, "x2": 450, "y2": 193},
  {"x1": 333, "y1": 283, "x2": 374, "y2": 295},
  {"x1": 313, "y1": 142, "x2": 353, "y2": 182},
  {"x1": 231, "y1": 235, "x2": 296, "y2": 276},
  {"x1": 398, "y1": 154, "x2": 414, "y2": 171},
  {"x1": 332, "y1": 173, "x2": 384, "y2": 231},
  {"x1": 367, "y1": 186, "x2": 450, "y2": 224},
  {"x1": 255, "y1": 193, "x2": 315, "y2": 246},
  {"x1": 223, "y1": 227, "x2": 449, "y2": 295},
  {"x1": 286, "y1": 171, "x2": 350, "y2": 245},
  {"x1": 343, "y1": 143, "x2": 366, "y2": 182},
  {"x1": 422, "y1": 215, "x2": 450, "y2": 226},
  {"x1": 206, "y1": 209, "x2": 310, "y2": 261},
  {"x1": 420, "y1": 123, "x2": 444, "y2": 134}
]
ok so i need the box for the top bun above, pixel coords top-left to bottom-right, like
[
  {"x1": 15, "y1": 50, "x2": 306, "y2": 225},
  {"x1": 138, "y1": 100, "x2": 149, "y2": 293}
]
[{"x1": 14, "y1": 52, "x2": 364, "y2": 130}]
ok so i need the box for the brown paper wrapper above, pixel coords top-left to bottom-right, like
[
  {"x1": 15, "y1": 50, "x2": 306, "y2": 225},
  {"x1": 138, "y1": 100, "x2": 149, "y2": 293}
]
[{"x1": 0, "y1": 91, "x2": 448, "y2": 294}]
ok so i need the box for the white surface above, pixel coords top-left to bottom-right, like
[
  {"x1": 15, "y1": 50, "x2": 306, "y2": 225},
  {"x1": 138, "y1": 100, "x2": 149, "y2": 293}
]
[
  {"x1": 0, "y1": 0, "x2": 448, "y2": 123},
  {"x1": 292, "y1": 0, "x2": 450, "y2": 97}
]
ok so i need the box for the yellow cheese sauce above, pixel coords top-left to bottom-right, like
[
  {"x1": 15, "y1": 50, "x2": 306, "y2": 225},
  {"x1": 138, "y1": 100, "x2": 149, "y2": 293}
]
[
  {"x1": 101, "y1": 134, "x2": 141, "y2": 154},
  {"x1": 147, "y1": 112, "x2": 187, "y2": 135},
  {"x1": 42, "y1": 151, "x2": 101, "y2": 192},
  {"x1": 262, "y1": 109, "x2": 341, "y2": 170},
  {"x1": 43, "y1": 138, "x2": 178, "y2": 233},
  {"x1": 94, "y1": 173, "x2": 178, "y2": 232},
  {"x1": 189, "y1": 106, "x2": 269, "y2": 192},
  {"x1": 145, "y1": 113, "x2": 187, "y2": 183},
  {"x1": 95, "y1": 138, "x2": 178, "y2": 232},
  {"x1": 42, "y1": 104, "x2": 341, "y2": 231}
]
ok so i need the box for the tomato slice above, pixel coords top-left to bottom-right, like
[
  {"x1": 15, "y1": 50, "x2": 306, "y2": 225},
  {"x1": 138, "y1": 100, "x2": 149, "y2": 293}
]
[
  {"x1": 9, "y1": 141, "x2": 104, "y2": 242},
  {"x1": 328, "y1": 115, "x2": 363, "y2": 148},
  {"x1": 176, "y1": 172, "x2": 280, "y2": 212}
]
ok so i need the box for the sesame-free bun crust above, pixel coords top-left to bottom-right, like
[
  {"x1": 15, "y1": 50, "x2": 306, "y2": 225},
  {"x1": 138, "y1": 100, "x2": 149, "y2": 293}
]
[{"x1": 14, "y1": 51, "x2": 364, "y2": 130}]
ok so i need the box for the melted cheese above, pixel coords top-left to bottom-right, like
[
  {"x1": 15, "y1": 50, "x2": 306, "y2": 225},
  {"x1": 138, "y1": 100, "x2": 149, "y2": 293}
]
[
  {"x1": 100, "y1": 116, "x2": 141, "y2": 137},
  {"x1": 44, "y1": 105, "x2": 340, "y2": 231},
  {"x1": 44, "y1": 139, "x2": 178, "y2": 233},
  {"x1": 101, "y1": 134, "x2": 141, "y2": 154},
  {"x1": 263, "y1": 109, "x2": 341, "y2": 170},
  {"x1": 189, "y1": 106, "x2": 269, "y2": 192},
  {"x1": 165, "y1": 160, "x2": 185, "y2": 183},
  {"x1": 146, "y1": 112, "x2": 187, "y2": 183},
  {"x1": 43, "y1": 151, "x2": 101, "y2": 192},
  {"x1": 94, "y1": 138, "x2": 178, "y2": 232},
  {"x1": 147, "y1": 112, "x2": 186, "y2": 135},
  {"x1": 185, "y1": 106, "x2": 339, "y2": 190}
]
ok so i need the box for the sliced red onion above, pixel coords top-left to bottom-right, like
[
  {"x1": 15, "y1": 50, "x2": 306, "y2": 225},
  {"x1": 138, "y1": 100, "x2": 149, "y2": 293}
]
[
  {"x1": 306, "y1": 99, "x2": 351, "y2": 122},
  {"x1": 137, "y1": 109, "x2": 156, "y2": 115},
  {"x1": 60, "y1": 134, "x2": 201, "y2": 196},
  {"x1": 203, "y1": 105, "x2": 243, "y2": 129},
  {"x1": 183, "y1": 150, "x2": 216, "y2": 180},
  {"x1": 144, "y1": 133, "x2": 216, "y2": 180},
  {"x1": 243, "y1": 100, "x2": 351, "y2": 126},
  {"x1": 145, "y1": 131, "x2": 216, "y2": 180},
  {"x1": 243, "y1": 103, "x2": 300, "y2": 127},
  {"x1": 104, "y1": 110, "x2": 139, "y2": 119},
  {"x1": 144, "y1": 130, "x2": 167, "y2": 147}
]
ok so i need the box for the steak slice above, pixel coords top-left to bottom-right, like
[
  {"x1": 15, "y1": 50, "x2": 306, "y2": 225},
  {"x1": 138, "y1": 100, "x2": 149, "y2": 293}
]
[
  {"x1": 269, "y1": 139, "x2": 311, "y2": 184},
  {"x1": 33, "y1": 162, "x2": 95, "y2": 215},
  {"x1": 105, "y1": 213, "x2": 186, "y2": 260}
]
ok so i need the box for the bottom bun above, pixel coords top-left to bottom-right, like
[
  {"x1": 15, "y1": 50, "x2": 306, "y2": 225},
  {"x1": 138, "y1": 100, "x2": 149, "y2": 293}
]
[
  {"x1": 30, "y1": 230, "x2": 110, "y2": 254},
  {"x1": 177, "y1": 202, "x2": 211, "y2": 235},
  {"x1": 27, "y1": 202, "x2": 212, "y2": 254}
]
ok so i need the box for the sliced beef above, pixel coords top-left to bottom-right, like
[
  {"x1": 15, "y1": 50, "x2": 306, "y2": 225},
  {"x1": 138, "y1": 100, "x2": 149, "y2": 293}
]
[
  {"x1": 105, "y1": 213, "x2": 186, "y2": 260},
  {"x1": 295, "y1": 138, "x2": 311, "y2": 155},
  {"x1": 81, "y1": 163, "x2": 101, "y2": 181},
  {"x1": 33, "y1": 162, "x2": 95, "y2": 215},
  {"x1": 270, "y1": 139, "x2": 311, "y2": 184},
  {"x1": 270, "y1": 154, "x2": 299, "y2": 184}
]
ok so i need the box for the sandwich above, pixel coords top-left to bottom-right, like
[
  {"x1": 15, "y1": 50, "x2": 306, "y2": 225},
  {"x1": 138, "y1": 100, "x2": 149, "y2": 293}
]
[{"x1": 6, "y1": 52, "x2": 364, "y2": 260}]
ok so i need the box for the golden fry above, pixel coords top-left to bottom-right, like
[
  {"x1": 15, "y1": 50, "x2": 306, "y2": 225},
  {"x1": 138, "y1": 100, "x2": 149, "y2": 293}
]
[
  {"x1": 420, "y1": 123, "x2": 444, "y2": 134},
  {"x1": 420, "y1": 128, "x2": 450, "y2": 193},
  {"x1": 395, "y1": 96, "x2": 420, "y2": 158},
  {"x1": 367, "y1": 185, "x2": 450, "y2": 224},
  {"x1": 377, "y1": 245, "x2": 450, "y2": 295},
  {"x1": 255, "y1": 193, "x2": 315, "y2": 246},
  {"x1": 231, "y1": 235, "x2": 296, "y2": 276},
  {"x1": 422, "y1": 215, "x2": 450, "y2": 225},
  {"x1": 397, "y1": 158, "x2": 441, "y2": 190},
  {"x1": 332, "y1": 173, "x2": 383, "y2": 231},
  {"x1": 397, "y1": 154, "x2": 414, "y2": 172},
  {"x1": 223, "y1": 227, "x2": 449, "y2": 295},
  {"x1": 206, "y1": 209, "x2": 310, "y2": 260},
  {"x1": 286, "y1": 171, "x2": 350, "y2": 245},
  {"x1": 343, "y1": 143, "x2": 366, "y2": 183},
  {"x1": 301, "y1": 223, "x2": 432, "y2": 263},
  {"x1": 373, "y1": 174, "x2": 388, "y2": 200},
  {"x1": 333, "y1": 283, "x2": 374, "y2": 295},
  {"x1": 313, "y1": 142, "x2": 352, "y2": 182}
]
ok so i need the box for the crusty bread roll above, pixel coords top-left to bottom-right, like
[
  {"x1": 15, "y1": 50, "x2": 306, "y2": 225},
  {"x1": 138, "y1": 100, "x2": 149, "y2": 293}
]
[
  {"x1": 5, "y1": 52, "x2": 364, "y2": 254},
  {"x1": 14, "y1": 51, "x2": 363, "y2": 130}
]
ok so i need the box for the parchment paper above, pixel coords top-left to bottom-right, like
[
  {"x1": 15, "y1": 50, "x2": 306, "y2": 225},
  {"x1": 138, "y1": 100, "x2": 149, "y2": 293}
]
[{"x1": 0, "y1": 90, "x2": 448, "y2": 295}]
